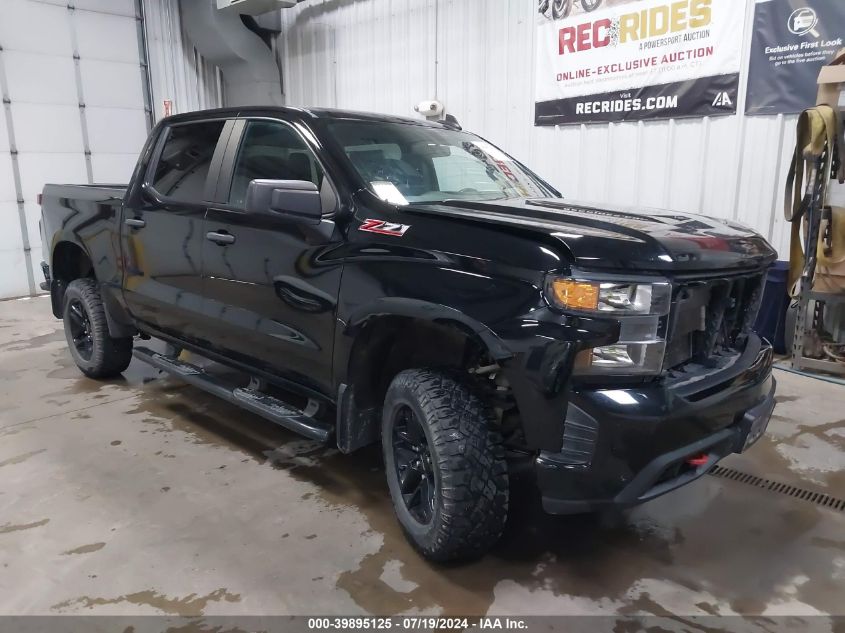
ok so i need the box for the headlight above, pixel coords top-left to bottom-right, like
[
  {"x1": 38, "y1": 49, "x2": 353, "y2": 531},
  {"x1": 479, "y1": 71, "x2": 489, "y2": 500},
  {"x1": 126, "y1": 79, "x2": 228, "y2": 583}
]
[
  {"x1": 545, "y1": 276, "x2": 672, "y2": 376},
  {"x1": 574, "y1": 340, "x2": 667, "y2": 376},
  {"x1": 545, "y1": 278, "x2": 670, "y2": 315}
]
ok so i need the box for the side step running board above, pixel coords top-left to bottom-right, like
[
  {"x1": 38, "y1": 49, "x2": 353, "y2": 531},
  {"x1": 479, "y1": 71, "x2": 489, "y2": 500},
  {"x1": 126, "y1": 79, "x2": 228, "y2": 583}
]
[{"x1": 133, "y1": 347, "x2": 332, "y2": 443}]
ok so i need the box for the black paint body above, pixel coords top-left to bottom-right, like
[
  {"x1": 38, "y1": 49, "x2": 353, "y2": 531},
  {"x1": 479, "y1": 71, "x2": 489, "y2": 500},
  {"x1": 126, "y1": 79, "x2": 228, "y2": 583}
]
[{"x1": 40, "y1": 106, "x2": 778, "y2": 513}]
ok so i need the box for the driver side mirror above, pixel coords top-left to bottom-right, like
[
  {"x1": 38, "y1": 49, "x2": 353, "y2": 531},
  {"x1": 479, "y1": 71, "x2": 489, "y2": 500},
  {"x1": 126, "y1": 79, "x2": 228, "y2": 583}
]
[{"x1": 245, "y1": 179, "x2": 322, "y2": 225}]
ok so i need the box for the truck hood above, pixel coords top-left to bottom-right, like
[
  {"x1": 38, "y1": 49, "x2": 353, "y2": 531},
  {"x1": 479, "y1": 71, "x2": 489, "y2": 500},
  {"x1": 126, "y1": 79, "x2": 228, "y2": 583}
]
[{"x1": 405, "y1": 198, "x2": 777, "y2": 272}]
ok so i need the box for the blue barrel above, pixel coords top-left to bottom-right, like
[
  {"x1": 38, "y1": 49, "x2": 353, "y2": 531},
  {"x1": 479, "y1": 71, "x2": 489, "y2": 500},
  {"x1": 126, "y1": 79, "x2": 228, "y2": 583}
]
[{"x1": 754, "y1": 261, "x2": 790, "y2": 354}]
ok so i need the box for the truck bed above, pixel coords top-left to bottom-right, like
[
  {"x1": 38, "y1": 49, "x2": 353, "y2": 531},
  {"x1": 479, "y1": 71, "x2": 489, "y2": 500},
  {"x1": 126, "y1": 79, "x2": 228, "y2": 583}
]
[
  {"x1": 40, "y1": 182, "x2": 129, "y2": 302},
  {"x1": 43, "y1": 183, "x2": 127, "y2": 200}
]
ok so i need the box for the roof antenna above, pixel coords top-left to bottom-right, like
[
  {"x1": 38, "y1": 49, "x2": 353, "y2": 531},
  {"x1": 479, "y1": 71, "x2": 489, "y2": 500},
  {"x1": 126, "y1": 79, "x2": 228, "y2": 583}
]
[{"x1": 441, "y1": 114, "x2": 462, "y2": 131}]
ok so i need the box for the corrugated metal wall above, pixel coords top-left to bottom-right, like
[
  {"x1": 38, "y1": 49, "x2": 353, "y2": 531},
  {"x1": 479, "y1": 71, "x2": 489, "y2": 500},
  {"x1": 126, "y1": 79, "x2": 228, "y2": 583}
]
[
  {"x1": 277, "y1": 0, "x2": 797, "y2": 257},
  {"x1": 142, "y1": 0, "x2": 224, "y2": 120}
]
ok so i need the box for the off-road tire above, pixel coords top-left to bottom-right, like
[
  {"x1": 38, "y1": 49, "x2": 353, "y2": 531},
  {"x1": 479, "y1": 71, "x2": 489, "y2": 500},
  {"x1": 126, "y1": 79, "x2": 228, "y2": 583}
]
[
  {"x1": 382, "y1": 369, "x2": 508, "y2": 561},
  {"x1": 62, "y1": 278, "x2": 133, "y2": 379}
]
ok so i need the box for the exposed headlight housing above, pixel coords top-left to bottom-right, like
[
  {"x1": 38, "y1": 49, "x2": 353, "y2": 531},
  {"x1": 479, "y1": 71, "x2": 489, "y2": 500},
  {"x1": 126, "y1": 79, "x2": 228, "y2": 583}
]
[
  {"x1": 545, "y1": 276, "x2": 672, "y2": 376},
  {"x1": 546, "y1": 278, "x2": 671, "y2": 316}
]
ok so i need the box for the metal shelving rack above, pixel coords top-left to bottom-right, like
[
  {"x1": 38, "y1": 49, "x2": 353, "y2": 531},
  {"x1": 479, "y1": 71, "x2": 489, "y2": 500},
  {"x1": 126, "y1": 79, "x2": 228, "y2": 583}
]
[
  {"x1": 790, "y1": 106, "x2": 845, "y2": 377},
  {"x1": 791, "y1": 289, "x2": 845, "y2": 376}
]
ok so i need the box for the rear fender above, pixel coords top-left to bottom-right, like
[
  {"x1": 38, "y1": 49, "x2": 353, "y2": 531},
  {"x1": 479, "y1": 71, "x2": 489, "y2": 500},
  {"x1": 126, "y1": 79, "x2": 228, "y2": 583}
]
[{"x1": 50, "y1": 238, "x2": 136, "y2": 338}]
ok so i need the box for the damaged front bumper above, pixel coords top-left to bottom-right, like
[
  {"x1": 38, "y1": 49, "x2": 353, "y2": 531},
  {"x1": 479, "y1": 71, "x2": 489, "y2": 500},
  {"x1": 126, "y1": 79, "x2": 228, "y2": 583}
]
[{"x1": 534, "y1": 334, "x2": 776, "y2": 514}]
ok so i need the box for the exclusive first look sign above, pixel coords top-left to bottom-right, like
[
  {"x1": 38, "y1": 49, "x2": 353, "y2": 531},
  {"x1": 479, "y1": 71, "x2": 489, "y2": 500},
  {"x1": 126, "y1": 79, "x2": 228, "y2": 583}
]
[
  {"x1": 746, "y1": 0, "x2": 845, "y2": 115},
  {"x1": 534, "y1": 0, "x2": 745, "y2": 125}
]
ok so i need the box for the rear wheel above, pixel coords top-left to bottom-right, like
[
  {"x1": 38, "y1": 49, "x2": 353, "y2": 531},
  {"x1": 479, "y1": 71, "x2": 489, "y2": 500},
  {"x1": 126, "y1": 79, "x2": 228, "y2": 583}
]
[
  {"x1": 382, "y1": 369, "x2": 508, "y2": 561},
  {"x1": 581, "y1": 0, "x2": 602, "y2": 12},
  {"x1": 62, "y1": 278, "x2": 132, "y2": 379}
]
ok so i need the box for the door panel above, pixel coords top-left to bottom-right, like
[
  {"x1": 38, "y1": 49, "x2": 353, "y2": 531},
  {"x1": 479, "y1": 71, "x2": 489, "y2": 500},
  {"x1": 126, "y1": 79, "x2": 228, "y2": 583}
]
[
  {"x1": 202, "y1": 212, "x2": 342, "y2": 394},
  {"x1": 200, "y1": 119, "x2": 343, "y2": 396},
  {"x1": 121, "y1": 119, "x2": 231, "y2": 341}
]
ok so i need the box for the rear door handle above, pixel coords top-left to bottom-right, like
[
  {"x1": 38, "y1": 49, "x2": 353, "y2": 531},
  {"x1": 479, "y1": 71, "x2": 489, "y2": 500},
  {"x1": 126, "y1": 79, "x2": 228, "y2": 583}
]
[
  {"x1": 124, "y1": 218, "x2": 146, "y2": 229},
  {"x1": 206, "y1": 231, "x2": 236, "y2": 245}
]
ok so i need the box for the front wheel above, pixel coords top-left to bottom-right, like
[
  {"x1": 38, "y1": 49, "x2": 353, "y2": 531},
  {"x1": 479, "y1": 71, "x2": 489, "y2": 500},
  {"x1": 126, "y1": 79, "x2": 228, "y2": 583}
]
[
  {"x1": 581, "y1": 0, "x2": 603, "y2": 12},
  {"x1": 381, "y1": 369, "x2": 508, "y2": 561},
  {"x1": 62, "y1": 278, "x2": 133, "y2": 379}
]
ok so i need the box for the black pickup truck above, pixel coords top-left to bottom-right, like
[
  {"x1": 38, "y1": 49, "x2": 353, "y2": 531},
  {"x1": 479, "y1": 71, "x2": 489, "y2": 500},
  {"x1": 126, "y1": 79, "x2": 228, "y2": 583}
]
[{"x1": 40, "y1": 106, "x2": 777, "y2": 561}]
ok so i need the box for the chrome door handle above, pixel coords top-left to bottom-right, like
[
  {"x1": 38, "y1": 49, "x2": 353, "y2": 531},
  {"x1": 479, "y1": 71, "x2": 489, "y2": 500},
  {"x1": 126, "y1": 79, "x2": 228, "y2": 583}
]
[
  {"x1": 124, "y1": 218, "x2": 146, "y2": 229},
  {"x1": 206, "y1": 231, "x2": 236, "y2": 245}
]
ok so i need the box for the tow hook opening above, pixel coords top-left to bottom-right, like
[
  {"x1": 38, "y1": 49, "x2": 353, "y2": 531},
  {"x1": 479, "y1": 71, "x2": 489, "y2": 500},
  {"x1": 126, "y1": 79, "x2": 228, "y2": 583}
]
[{"x1": 685, "y1": 453, "x2": 710, "y2": 468}]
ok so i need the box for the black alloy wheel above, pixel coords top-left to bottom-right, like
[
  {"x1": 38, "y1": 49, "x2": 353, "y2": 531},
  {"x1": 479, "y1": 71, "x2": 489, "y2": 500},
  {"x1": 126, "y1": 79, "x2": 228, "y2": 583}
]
[
  {"x1": 381, "y1": 369, "x2": 508, "y2": 561},
  {"x1": 61, "y1": 278, "x2": 133, "y2": 379},
  {"x1": 392, "y1": 405, "x2": 436, "y2": 525},
  {"x1": 67, "y1": 299, "x2": 94, "y2": 361}
]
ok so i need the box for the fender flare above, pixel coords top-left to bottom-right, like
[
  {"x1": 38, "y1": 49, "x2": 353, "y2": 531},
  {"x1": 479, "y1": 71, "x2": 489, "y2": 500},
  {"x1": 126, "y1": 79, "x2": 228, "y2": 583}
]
[
  {"x1": 334, "y1": 298, "x2": 514, "y2": 454},
  {"x1": 50, "y1": 238, "x2": 136, "y2": 339},
  {"x1": 343, "y1": 297, "x2": 513, "y2": 362}
]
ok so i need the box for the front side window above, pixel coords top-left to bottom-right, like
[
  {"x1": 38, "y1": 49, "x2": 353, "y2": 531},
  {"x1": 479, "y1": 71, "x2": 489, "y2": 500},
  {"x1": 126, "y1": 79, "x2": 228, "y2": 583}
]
[
  {"x1": 228, "y1": 121, "x2": 325, "y2": 208},
  {"x1": 151, "y1": 121, "x2": 226, "y2": 203},
  {"x1": 325, "y1": 120, "x2": 556, "y2": 204}
]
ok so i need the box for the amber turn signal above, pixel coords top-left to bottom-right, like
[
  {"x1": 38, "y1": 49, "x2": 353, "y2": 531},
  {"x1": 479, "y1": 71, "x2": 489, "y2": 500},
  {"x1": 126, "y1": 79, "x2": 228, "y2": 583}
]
[{"x1": 548, "y1": 279, "x2": 599, "y2": 311}]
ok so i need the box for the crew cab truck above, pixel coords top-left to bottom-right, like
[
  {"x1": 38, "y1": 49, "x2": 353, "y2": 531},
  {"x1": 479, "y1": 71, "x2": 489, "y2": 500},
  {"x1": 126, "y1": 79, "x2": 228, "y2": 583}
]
[{"x1": 40, "y1": 107, "x2": 777, "y2": 561}]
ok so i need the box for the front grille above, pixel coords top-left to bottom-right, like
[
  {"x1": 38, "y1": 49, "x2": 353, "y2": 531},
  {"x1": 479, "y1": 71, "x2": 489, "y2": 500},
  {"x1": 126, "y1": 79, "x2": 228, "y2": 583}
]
[{"x1": 664, "y1": 271, "x2": 765, "y2": 369}]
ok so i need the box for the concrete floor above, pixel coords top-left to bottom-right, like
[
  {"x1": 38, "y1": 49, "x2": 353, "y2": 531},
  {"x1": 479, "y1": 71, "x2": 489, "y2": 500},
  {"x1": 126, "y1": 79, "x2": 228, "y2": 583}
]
[{"x1": 0, "y1": 296, "x2": 843, "y2": 618}]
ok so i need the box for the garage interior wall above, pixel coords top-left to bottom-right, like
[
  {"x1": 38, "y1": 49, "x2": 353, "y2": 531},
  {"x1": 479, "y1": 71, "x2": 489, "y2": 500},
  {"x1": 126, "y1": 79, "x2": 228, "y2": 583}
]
[
  {"x1": 142, "y1": 0, "x2": 224, "y2": 118},
  {"x1": 0, "y1": 0, "x2": 813, "y2": 299},
  {"x1": 0, "y1": 0, "x2": 151, "y2": 299},
  {"x1": 276, "y1": 0, "x2": 798, "y2": 258}
]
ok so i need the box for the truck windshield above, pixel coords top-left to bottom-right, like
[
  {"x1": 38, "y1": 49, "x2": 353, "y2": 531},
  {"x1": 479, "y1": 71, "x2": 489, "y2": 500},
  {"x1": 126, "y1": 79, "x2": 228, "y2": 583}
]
[{"x1": 326, "y1": 120, "x2": 556, "y2": 204}]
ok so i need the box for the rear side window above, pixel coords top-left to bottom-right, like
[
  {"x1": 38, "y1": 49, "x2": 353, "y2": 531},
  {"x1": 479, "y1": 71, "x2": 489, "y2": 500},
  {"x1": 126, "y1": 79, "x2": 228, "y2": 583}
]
[
  {"x1": 150, "y1": 121, "x2": 226, "y2": 203},
  {"x1": 228, "y1": 120, "x2": 324, "y2": 208}
]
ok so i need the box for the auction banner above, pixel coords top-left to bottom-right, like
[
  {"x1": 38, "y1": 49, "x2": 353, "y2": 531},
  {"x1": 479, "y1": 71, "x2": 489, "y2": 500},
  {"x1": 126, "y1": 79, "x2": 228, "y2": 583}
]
[
  {"x1": 534, "y1": 0, "x2": 746, "y2": 126},
  {"x1": 746, "y1": 0, "x2": 845, "y2": 116}
]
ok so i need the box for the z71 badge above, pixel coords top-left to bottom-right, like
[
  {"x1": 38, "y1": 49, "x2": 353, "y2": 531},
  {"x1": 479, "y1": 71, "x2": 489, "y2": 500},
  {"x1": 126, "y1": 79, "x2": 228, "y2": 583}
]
[{"x1": 359, "y1": 219, "x2": 411, "y2": 237}]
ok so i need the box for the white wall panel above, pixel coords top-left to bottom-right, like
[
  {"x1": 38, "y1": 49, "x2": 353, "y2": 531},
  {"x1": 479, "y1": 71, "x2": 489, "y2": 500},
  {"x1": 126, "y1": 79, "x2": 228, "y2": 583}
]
[
  {"x1": 0, "y1": 155, "x2": 15, "y2": 204},
  {"x1": 605, "y1": 123, "x2": 639, "y2": 208},
  {"x1": 9, "y1": 103, "x2": 84, "y2": 154},
  {"x1": 23, "y1": 201, "x2": 43, "y2": 288},
  {"x1": 81, "y1": 60, "x2": 145, "y2": 108},
  {"x1": 667, "y1": 120, "x2": 706, "y2": 214},
  {"x1": 15, "y1": 154, "x2": 88, "y2": 203},
  {"x1": 75, "y1": 11, "x2": 141, "y2": 63},
  {"x1": 278, "y1": 0, "x2": 793, "y2": 257},
  {"x1": 72, "y1": 0, "x2": 137, "y2": 17},
  {"x1": 0, "y1": 0, "x2": 73, "y2": 56},
  {"x1": 90, "y1": 153, "x2": 142, "y2": 185},
  {"x1": 0, "y1": 0, "x2": 150, "y2": 298},
  {"x1": 0, "y1": 199, "x2": 29, "y2": 299},
  {"x1": 0, "y1": 80, "x2": 28, "y2": 300},
  {"x1": 2, "y1": 52, "x2": 78, "y2": 106},
  {"x1": 86, "y1": 107, "x2": 149, "y2": 155}
]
